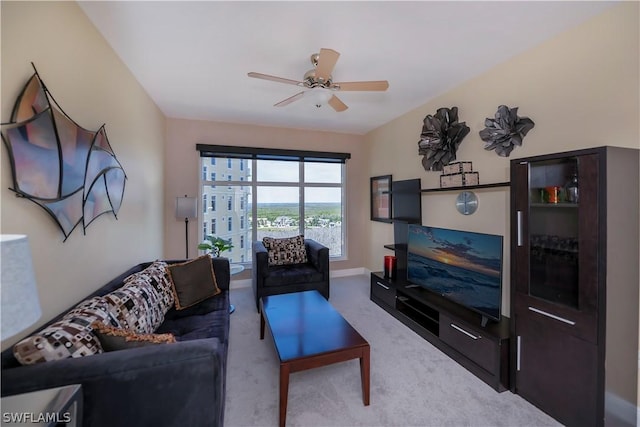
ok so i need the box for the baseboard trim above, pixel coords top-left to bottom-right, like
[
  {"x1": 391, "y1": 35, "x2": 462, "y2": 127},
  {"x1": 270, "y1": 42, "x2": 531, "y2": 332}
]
[
  {"x1": 605, "y1": 391, "x2": 638, "y2": 426},
  {"x1": 331, "y1": 267, "x2": 366, "y2": 278},
  {"x1": 230, "y1": 279, "x2": 251, "y2": 289},
  {"x1": 231, "y1": 267, "x2": 367, "y2": 290}
]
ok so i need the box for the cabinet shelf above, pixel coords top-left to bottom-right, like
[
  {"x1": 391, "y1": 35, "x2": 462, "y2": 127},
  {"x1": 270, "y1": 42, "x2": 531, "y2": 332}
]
[
  {"x1": 530, "y1": 202, "x2": 578, "y2": 208},
  {"x1": 421, "y1": 181, "x2": 510, "y2": 193},
  {"x1": 384, "y1": 243, "x2": 407, "y2": 251}
]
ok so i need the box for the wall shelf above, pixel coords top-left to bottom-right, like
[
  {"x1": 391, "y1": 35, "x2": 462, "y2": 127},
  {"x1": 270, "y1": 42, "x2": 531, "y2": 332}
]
[{"x1": 421, "y1": 182, "x2": 510, "y2": 193}]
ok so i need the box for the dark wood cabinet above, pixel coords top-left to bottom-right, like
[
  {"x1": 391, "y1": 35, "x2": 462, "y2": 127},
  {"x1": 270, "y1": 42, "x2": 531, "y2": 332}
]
[
  {"x1": 510, "y1": 147, "x2": 639, "y2": 427},
  {"x1": 370, "y1": 272, "x2": 510, "y2": 391}
]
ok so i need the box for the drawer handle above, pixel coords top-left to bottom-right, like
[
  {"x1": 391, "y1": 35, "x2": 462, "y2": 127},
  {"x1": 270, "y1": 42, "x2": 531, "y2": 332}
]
[
  {"x1": 450, "y1": 323, "x2": 480, "y2": 340},
  {"x1": 376, "y1": 281, "x2": 390, "y2": 290},
  {"x1": 528, "y1": 306, "x2": 576, "y2": 326}
]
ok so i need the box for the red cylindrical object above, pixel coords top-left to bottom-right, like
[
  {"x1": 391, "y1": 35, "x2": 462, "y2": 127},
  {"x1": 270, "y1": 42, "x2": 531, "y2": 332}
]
[{"x1": 384, "y1": 255, "x2": 397, "y2": 279}]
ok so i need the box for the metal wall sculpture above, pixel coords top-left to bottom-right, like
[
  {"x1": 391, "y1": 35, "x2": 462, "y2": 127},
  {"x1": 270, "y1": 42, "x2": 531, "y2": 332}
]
[
  {"x1": 1, "y1": 64, "x2": 127, "y2": 241},
  {"x1": 479, "y1": 105, "x2": 535, "y2": 157},
  {"x1": 417, "y1": 107, "x2": 470, "y2": 171}
]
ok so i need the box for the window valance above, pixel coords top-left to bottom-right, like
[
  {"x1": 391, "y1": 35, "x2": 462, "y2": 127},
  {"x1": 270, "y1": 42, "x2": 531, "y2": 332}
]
[{"x1": 196, "y1": 144, "x2": 350, "y2": 163}]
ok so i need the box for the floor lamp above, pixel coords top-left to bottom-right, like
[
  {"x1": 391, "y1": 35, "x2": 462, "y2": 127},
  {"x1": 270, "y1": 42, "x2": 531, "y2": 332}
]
[{"x1": 176, "y1": 195, "x2": 198, "y2": 259}]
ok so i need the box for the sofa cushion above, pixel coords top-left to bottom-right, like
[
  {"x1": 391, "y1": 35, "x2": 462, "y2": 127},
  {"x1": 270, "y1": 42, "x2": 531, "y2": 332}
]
[
  {"x1": 124, "y1": 260, "x2": 175, "y2": 314},
  {"x1": 166, "y1": 256, "x2": 220, "y2": 310},
  {"x1": 263, "y1": 235, "x2": 308, "y2": 266},
  {"x1": 13, "y1": 297, "x2": 114, "y2": 365},
  {"x1": 92, "y1": 322, "x2": 176, "y2": 351},
  {"x1": 157, "y1": 290, "x2": 229, "y2": 345}
]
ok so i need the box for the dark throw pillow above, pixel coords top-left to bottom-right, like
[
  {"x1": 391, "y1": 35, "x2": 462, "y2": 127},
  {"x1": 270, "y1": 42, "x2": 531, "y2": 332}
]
[
  {"x1": 262, "y1": 235, "x2": 308, "y2": 266},
  {"x1": 166, "y1": 255, "x2": 221, "y2": 310},
  {"x1": 91, "y1": 322, "x2": 176, "y2": 351}
]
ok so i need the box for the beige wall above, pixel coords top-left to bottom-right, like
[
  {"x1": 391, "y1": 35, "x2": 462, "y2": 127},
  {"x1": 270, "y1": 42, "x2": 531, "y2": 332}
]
[
  {"x1": 364, "y1": 2, "x2": 639, "y2": 317},
  {"x1": 0, "y1": 2, "x2": 166, "y2": 349},
  {"x1": 164, "y1": 118, "x2": 368, "y2": 272}
]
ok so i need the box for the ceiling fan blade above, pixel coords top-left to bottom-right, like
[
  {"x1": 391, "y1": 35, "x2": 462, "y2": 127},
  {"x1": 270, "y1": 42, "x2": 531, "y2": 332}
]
[
  {"x1": 248, "y1": 72, "x2": 304, "y2": 87},
  {"x1": 315, "y1": 48, "x2": 340, "y2": 82},
  {"x1": 328, "y1": 94, "x2": 348, "y2": 112},
  {"x1": 274, "y1": 91, "x2": 306, "y2": 107},
  {"x1": 333, "y1": 80, "x2": 389, "y2": 91}
]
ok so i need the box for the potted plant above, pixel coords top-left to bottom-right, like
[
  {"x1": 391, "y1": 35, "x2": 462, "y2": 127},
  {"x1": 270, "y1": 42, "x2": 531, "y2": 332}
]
[{"x1": 197, "y1": 235, "x2": 234, "y2": 257}]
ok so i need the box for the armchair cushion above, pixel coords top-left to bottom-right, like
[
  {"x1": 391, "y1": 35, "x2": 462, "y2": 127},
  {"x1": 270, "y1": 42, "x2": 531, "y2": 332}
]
[
  {"x1": 263, "y1": 264, "x2": 324, "y2": 287},
  {"x1": 263, "y1": 235, "x2": 308, "y2": 266}
]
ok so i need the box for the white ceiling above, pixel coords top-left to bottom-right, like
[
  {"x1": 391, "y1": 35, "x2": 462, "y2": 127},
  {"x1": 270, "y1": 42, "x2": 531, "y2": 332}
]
[{"x1": 78, "y1": 1, "x2": 615, "y2": 135}]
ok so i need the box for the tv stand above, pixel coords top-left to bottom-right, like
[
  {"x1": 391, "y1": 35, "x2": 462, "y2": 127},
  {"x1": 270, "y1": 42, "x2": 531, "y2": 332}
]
[{"x1": 370, "y1": 271, "x2": 510, "y2": 391}]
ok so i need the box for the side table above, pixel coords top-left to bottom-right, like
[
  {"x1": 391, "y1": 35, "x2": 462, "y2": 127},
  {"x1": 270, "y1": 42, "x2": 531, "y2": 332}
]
[
  {"x1": 229, "y1": 263, "x2": 245, "y2": 314},
  {"x1": 1, "y1": 384, "x2": 82, "y2": 426}
]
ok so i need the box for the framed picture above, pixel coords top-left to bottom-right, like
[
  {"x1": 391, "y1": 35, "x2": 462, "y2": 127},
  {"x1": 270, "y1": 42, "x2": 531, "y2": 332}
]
[{"x1": 370, "y1": 175, "x2": 392, "y2": 222}]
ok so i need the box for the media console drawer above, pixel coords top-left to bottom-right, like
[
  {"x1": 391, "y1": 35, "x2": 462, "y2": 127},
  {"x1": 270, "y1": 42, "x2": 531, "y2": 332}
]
[
  {"x1": 440, "y1": 314, "x2": 497, "y2": 374},
  {"x1": 370, "y1": 276, "x2": 396, "y2": 307}
]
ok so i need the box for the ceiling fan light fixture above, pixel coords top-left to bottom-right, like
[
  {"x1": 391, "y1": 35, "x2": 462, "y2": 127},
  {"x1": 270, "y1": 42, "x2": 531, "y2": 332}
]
[{"x1": 309, "y1": 88, "x2": 332, "y2": 108}]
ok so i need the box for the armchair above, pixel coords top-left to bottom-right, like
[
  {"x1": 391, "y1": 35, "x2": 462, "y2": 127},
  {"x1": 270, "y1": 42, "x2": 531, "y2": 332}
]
[{"x1": 252, "y1": 238, "x2": 329, "y2": 310}]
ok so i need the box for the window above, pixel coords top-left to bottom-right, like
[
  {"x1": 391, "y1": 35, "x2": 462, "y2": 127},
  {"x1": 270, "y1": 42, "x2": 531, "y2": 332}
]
[
  {"x1": 198, "y1": 144, "x2": 349, "y2": 264},
  {"x1": 211, "y1": 219, "x2": 216, "y2": 235},
  {"x1": 211, "y1": 196, "x2": 216, "y2": 211},
  {"x1": 203, "y1": 194, "x2": 207, "y2": 213}
]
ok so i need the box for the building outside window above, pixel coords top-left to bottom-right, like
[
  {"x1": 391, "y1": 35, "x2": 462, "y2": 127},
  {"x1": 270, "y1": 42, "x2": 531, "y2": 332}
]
[{"x1": 198, "y1": 145, "x2": 349, "y2": 264}]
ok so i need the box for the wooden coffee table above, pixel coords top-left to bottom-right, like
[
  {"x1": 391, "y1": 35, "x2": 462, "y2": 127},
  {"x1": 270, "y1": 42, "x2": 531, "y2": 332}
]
[{"x1": 260, "y1": 290, "x2": 370, "y2": 427}]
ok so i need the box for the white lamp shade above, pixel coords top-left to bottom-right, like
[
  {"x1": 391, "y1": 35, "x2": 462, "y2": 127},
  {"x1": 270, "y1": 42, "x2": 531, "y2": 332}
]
[
  {"x1": 176, "y1": 196, "x2": 197, "y2": 219},
  {"x1": 1, "y1": 235, "x2": 42, "y2": 340}
]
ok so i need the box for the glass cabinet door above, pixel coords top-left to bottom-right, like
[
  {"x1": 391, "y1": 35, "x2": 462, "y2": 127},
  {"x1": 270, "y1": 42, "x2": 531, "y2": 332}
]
[
  {"x1": 512, "y1": 152, "x2": 600, "y2": 338},
  {"x1": 527, "y1": 157, "x2": 580, "y2": 308}
]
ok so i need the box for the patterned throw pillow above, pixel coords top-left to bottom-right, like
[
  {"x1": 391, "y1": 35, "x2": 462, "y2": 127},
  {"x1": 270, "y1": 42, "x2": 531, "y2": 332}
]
[
  {"x1": 103, "y1": 279, "x2": 166, "y2": 334},
  {"x1": 13, "y1": 297, "x2": 116, "y2": 365},
  {"x1": 262, "y1": 235, "x2": 308, "y2": 266},
  {"x1": 92, "y1": 322, "x2": 176, "y2": 351},
  {"x1": 124, "y1": 261, "x2": 175, "y2": 315}
]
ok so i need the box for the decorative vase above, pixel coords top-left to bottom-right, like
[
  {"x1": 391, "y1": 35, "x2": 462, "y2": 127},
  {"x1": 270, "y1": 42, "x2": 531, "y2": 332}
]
[
  {"x1": 384, "y1": 255, "x2": 397, "y2": 279},
  {"x1": 565, "y1": 173, "x2": 579, "y2": 203}
]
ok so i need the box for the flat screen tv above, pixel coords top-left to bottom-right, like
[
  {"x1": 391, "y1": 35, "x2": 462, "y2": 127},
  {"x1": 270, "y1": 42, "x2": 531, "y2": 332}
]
[{"x1": 407, "y1": 224, "x2": 503, "y2": 324}]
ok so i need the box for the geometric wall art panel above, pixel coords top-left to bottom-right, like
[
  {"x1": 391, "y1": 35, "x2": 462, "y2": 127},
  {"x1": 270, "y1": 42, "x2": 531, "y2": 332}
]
[{"x1": 1, "y1": 64, "x2": 127, "y2": 241}]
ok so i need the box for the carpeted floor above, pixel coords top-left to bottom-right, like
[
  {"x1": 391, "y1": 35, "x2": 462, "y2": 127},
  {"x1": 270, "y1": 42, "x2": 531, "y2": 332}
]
[{"x1": 224, "y1": 275, "x2": 561, "y2": 427}]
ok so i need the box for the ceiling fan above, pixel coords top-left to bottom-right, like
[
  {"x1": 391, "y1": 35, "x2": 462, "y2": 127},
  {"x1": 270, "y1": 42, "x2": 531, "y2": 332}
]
[{"x1": 248, "y1": 48, "x2": 389, "y2": 112}]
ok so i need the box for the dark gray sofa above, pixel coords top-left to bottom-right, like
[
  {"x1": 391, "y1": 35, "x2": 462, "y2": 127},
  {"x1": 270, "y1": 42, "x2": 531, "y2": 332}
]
[
  {"x1": 252, "y1": 238, "x2": 329, "y2": 310},
  {"x1": 1, "y1": 258, "x2": 230, "y2": 427}
]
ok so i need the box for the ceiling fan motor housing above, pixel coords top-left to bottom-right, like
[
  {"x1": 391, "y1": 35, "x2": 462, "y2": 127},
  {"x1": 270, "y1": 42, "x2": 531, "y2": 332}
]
[{"x1": 303, "y1": 69, "x2": 333, "y2": 88}]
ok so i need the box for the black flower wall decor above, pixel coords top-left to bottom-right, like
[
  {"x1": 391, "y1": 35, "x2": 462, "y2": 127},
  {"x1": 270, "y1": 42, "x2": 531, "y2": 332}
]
[
  {"x1": 479, "y1": 105, "x2": 535, "y2": 157},
  {"x1": 417, "y1": 107, "x2": 470, "y2": 171}
]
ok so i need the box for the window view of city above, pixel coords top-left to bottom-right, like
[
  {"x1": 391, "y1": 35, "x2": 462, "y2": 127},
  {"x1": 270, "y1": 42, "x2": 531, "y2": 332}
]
[{"x1": 200, "y1": 157, "x2": 344, "y2": 264}]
